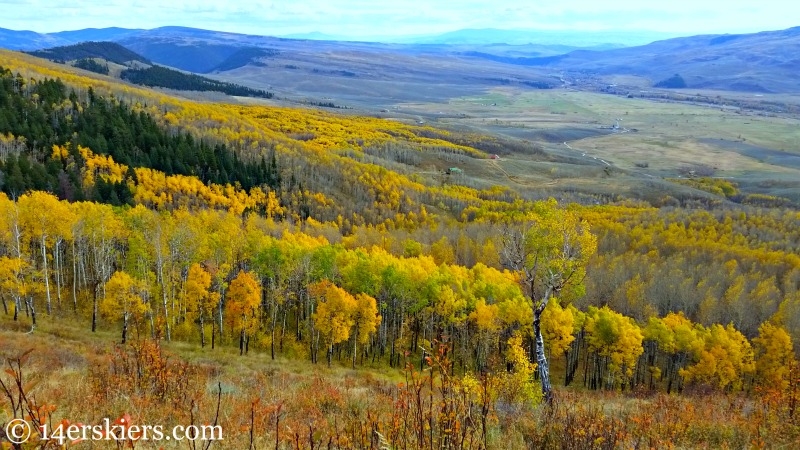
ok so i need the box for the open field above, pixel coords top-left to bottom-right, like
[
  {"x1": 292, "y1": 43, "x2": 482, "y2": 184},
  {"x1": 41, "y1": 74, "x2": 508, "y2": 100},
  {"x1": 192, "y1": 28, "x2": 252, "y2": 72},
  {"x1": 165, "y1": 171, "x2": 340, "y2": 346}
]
[
  {"x1": 382, "y1": 87, "x2": 800, "y2": 204},
  {"x1": 440, "y1": 89, "x2": 800, "y2": 152}
]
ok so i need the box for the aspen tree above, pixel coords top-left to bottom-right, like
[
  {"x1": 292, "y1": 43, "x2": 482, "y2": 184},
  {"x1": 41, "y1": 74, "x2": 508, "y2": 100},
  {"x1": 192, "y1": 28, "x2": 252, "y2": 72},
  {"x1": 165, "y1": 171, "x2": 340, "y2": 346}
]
[{"x1": 501, "y1": 201, "x2": 596, "y2": 404}]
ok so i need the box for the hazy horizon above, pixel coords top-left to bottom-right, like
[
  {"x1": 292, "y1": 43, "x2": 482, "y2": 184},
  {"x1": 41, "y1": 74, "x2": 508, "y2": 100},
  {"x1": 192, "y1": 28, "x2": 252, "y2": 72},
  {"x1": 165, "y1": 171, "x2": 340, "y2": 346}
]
[{"x1": 1, "y1": 0, "x2": 797, "y2": 40}]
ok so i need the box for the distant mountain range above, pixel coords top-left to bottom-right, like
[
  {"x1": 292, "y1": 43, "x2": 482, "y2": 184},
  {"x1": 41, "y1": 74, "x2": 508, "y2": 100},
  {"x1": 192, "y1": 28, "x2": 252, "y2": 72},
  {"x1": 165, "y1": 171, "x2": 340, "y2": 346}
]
[
  {"x1": 0, "y1": 26, "x2": 669, "y2": 50},
  {"x1": 395, "y1": 28, "x2": 676, "y2": 47},
  {"x1": 517, "y1": 27, "x2": 800, "y2": 93},
  {"x1": 3, "y1": 25, "x2": 800, "y2": 93},
  {"x1": 277, "y1": 28, "x2": 674, "y2": 47},
  {"x1": 0, "y1": 27, "x2": 142, "y2": 50}
]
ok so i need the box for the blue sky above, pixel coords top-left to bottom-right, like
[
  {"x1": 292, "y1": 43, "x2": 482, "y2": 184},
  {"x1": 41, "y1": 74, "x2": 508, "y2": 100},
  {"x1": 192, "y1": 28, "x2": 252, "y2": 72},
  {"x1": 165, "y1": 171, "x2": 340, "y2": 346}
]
[{"x1": 0, "y1": 0, "x2": 796, "y2": 37}]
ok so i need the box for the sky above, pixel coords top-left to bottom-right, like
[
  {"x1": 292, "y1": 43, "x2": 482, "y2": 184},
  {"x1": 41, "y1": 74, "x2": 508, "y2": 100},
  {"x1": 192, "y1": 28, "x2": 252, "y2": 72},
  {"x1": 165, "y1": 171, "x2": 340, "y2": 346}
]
[{"x1": 0, "y1": 0, "x2": 797, "y2": 38}]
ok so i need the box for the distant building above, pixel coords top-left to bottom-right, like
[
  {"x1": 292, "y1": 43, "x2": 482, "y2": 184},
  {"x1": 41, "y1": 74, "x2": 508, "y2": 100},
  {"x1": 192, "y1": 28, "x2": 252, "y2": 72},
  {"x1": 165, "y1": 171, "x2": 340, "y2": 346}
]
[
  {"x1": 446, "y1": 167, "x2": 463, "y2": 175},
  {"x1": 490, "y1": 154, "x2": 500, "y2": 160}
]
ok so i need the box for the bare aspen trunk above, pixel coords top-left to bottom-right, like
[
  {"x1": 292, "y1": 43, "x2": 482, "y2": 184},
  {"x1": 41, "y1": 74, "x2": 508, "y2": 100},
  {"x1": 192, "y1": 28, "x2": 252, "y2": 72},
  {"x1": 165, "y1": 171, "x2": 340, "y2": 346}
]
[
  {"x1": 271, "y1": 307, "x2": 277, "y2": 360},
  {"x1": 218, "y1": 291, "x2": 224, "y2": 337},
  {"x1": 27, "y1": 296, "x2": 36, "y2": 326},
  {"x1": 352, "y1": 337, "x2": 357, "y2": 369},
  {"x1": 71, "y1": 241, "x2": 78, "y2": 312},
  {"x1": 200, "y1": 312, "x2": 206, "y2": 348},
  {"x1": 92, "y1": 282, "x2": 99, "y2": 332},
  {"x1": 149, "y1": 310, "x2": 155, "y2": 339},
  {"x1": 534, "y1": 303, "x2": 553, "y2": 405},
  {"x1": 240, "y1": 328, "x2": 245, "y2": 356},
  {"x1": 54, "y1": 238, "x2": 63, "y2": 309},
  {"x1": 122, "y1": 312, "x2": 129, "y2": 344},
  {"x1": 41, "y1": 236, "x2": 52, "y2": 315},
  {"x1": 280, "y1": 310, "x2": 286, "y2": 352},
  {"x1": 211, "y1": 313, "x2": 216, "y2": 349},
  {"x1": 158, "y1": 259, "x2": 171, "y2": 341}
]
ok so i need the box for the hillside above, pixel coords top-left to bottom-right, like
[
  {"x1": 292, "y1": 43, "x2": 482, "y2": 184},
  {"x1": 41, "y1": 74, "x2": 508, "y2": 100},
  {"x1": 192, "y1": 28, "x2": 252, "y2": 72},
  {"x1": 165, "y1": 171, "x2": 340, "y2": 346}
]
[
  {"x1": 27, "y1": 41, "x2": 150, "y2": 64},
  {"x1": 120, "y1": 65, "x2": 274, "y2": 98},
  {"x1": 22, "y1": 41, "x2": 276, "y2": 98},
  {"x1": 48, "y1": 26, "x2": 143, "y2": 43},
  {"x1": 0, "y1": 27, "x2": 68, "y2": 50}
]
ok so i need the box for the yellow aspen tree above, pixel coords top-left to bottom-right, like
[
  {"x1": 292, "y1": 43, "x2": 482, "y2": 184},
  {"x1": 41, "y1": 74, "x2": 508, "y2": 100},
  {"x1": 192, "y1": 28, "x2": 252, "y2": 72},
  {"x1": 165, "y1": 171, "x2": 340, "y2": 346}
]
[
  {"x1": 502, "y1": 333, "x2": 541, "y2": 405},
  {"x1": 71, "y1": 201, "x2": 127, "y2": 333},
  {"x1": 183, "y1": 263, "x2": 218, "y2": 348},
  {"x1": 19, "y1": 192, "x2": 76, "y2": 315},
  {"x1": 311, "y1": 280, "x2": 357, "y2": 367},
  {"x1": 753, "y1": 322, "x2": 794, "y2": 392},
  {"x1": 350, "y1": 292, "x2": 381, "y2": 368},
  {"x1": 100, "y1": 271, "x2": 148, "y2": 344},
  {"x1": 0, "y1": 194, "x2": 29, "y2": 322},
  {"x1": 681, "y1": 323, "x2": 755, "y2": 391},
  {"x1": 225, "y1": 270, "x2": 261, "y2": 355},
  {"x1": 0, "y1": 257, "x2": 28, "y2": 321},
  {"x1": 541, "y1": 297, "x2": 575, "y2": 359},
  {"x1": 645, "y1": 312, "x2": 706, "y2": 393},
  {"x1": 430, "y1": 236, "x2": 456, "y2": 265},
  {"x1": 469, "y1": 299, "x2": 501, "y2": 371},
  {"x1": 584, "y1": 305, "x2": 644, "y2": 390}
]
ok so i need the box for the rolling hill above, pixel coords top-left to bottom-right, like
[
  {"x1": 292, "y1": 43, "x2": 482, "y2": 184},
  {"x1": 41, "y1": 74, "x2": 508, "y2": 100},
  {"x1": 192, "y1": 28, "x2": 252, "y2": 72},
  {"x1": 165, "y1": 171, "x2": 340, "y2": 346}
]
[
  {"x1": 517, "y1": 27, "x2": 800, "y2": 92},
  {"x1": 91, "y1": 25, "x2": 800, "y2": 93},
  {"x1": 3, "y1": 25, "x2": 800, "y2": 93},
  {"x1": 0, "y1": 27, "x2": 68, "y2": 50},
  {"x1": 0, "y1": 26, "x2": 143, "y2": 50}
]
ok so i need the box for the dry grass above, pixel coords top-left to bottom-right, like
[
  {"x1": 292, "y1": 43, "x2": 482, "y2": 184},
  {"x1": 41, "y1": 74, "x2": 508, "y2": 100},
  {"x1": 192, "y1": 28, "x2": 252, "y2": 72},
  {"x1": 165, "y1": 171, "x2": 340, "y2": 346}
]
[{"x1": 3, "y1": 315, "x2": 799, "y2": 449}]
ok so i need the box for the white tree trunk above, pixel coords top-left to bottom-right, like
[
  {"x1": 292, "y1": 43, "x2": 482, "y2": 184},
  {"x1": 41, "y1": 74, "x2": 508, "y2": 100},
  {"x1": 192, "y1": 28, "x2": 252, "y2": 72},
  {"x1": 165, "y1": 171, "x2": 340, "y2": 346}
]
[{"x1": 41, "y1": 235, "x2": 52, "y2": 315}]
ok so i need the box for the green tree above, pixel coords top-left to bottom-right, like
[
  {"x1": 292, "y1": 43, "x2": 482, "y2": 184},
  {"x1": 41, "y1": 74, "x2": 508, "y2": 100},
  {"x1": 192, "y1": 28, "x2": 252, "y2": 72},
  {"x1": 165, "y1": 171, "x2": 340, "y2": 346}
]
[{"x1": 501, "y1": 201, "x2": 597, "y2": 404}]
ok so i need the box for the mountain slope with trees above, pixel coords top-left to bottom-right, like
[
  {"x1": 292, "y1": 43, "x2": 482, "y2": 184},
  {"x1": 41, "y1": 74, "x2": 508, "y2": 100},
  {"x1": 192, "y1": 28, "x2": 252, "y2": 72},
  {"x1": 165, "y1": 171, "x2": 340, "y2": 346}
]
[
  {"x1": 120, "y1": 65, "x2": 273, "y2": 98},
  {"x1": 27, "y1": 41, "x2": 150, "y2": 64},
  {"x1": 0, "y1": 65, "x2": 279, "y2": 205},
  {"x1": 22, "y1": 41, "x2": 277, "y2": 99}
]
